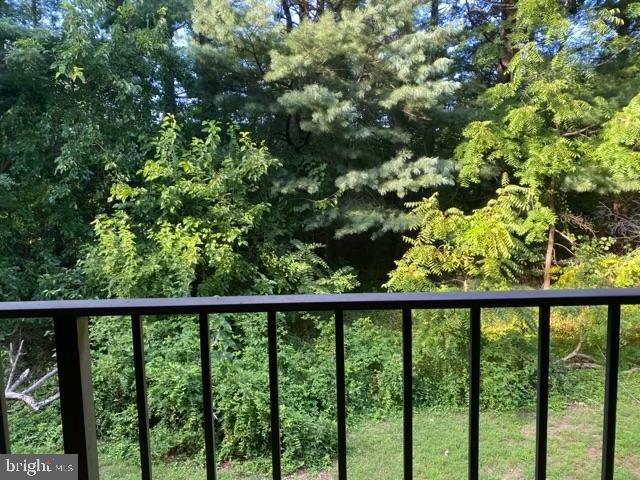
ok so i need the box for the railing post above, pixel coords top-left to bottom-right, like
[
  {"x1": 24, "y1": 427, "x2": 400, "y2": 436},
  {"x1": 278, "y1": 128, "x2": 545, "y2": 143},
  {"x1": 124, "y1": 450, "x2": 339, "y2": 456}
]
[
  {"x1": 53, "y1": 315, "x2": 99, "y2": 480},
  {"x1": 0, "y1": 351, "x2": 10, "y2": 453},
  {"x1": 601, "y1": 303, "x2": 621, "y2": 480},
  {"x1": 131, "y1": 314, "x2": 152, "y2": 480},
  {"x1": 402, "y1": 308, "x2": 413, "y2": 480},
  {"x1": 468, "y1": 307, "x2": 481, "y2": 480},
  {"x1": 335, "y1": 310, "x2": 347, "y2": 480},
  {"x1": 535, "y1": 305, "x2": 550, "y2": 480},
  {"x1": 267, "y1": 311, "x2": 281, "y2": 480},
  {"x1": 199, "y1": 313, "x2": 217, "y2": 480}
]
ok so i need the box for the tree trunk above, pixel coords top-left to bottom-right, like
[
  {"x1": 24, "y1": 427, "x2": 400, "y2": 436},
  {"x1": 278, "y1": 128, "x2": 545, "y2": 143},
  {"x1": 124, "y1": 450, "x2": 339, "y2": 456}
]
[
  {"x1": 30, "y1": 0, "x2": 39, "y2": 26},
  {"x1": 496, "y1": 0, "x2": 516, "y2": 83},
  {"x1": 161, "y1": 28, "x2": 177, "y2": 115},
  {"x1": 162, "y1": 74, "x2": 177, "y2": 115},
  {"x1": 543, "y1": 223, "x2": 555, "y2": 289},
  {"x1": 431, "y1": 0, "x2": 439, "y2": 26},
  {"x1": 543, "y1": 185, "x2": 556, "y2": 289},
  {"x1": 281, "y1": 0, "x2": 293, "y2": 31},
  {"x1": 299, "y1": 0, "x2": 309, "y2": 21}
]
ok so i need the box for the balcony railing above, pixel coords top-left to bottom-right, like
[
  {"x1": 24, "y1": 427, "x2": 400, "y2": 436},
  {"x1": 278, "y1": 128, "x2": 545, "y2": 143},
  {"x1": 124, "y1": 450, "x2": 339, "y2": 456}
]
[{"x1": 0, "y1": 288, "x2": 637, "y2": 480}]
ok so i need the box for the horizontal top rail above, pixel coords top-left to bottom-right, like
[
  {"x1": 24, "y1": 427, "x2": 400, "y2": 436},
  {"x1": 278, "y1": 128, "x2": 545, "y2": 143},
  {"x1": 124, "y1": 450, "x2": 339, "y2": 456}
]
[{"x1": 1, "y1": 288, "x2": 639, "y2": 318}]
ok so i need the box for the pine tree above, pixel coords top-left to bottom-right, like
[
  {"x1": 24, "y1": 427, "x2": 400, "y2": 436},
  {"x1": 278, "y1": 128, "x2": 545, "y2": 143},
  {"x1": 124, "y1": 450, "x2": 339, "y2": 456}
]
[{"x1": 192, "y1": 0, "x2": 459, "y2": 237}]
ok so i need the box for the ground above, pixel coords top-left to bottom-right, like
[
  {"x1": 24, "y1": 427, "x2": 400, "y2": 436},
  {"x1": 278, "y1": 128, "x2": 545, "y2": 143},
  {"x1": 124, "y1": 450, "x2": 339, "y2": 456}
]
[{"x1": 99, "y1": 372, "x2": 640, "y2": 480}]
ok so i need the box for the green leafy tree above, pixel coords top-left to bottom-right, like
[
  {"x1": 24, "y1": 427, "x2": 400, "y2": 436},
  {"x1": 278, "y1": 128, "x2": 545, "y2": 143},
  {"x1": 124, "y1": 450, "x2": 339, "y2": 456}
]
[
  {"x1": 192, "y1": 0, "x2": 460, "y2": 238},
  {"x1": 1, "y1": 0, "x2": 61, "y2": 26},
  {"x1": 386, "y1": 182, "x2": 554, "y2": 291},
  {"x1": 594, "y1": 92, "x2": 640, "y2": 188},
  {"x1": 0, "y1": 1, "x2": 177, "y2": 300},
  {"x1": 453, "y1": 0, "x2": 640, "y2": 288},
  {"x1": 83, "y1": 115, "x2": 357, "y2": 298}
]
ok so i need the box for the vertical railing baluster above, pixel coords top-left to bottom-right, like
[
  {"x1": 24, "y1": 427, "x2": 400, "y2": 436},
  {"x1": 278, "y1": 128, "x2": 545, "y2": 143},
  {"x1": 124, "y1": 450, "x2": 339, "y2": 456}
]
[
  {"x1": 53, "y1": 315, "x2": 99, "y2": 480},
  {"x1": 468, "y1": 307, "x2": 481, "y2": 480},
  {"x1": 267, "y1": 311, "x2": 281, "y2": 480},
  {"x1": 535, "y1": 305, "x2": 550, "y2": 480},
  {"x1": 0, "y1": 350, "x2": 10, "y2": 454},
  {"x1": 402, "y1": 308, "x2": 413, "y2": 480},
  {"x1": 335, "y1": 310, "x2": 347, "y2": 480},
  {"x1": 601, "y1": 303, "x2": 621, "y2": 480},
  {"x1": 199, "y1": 313, "x2": 217, "y2": 480},
  {"x1": 132, "y1": 314, "x2": 152, "y2": 480}
]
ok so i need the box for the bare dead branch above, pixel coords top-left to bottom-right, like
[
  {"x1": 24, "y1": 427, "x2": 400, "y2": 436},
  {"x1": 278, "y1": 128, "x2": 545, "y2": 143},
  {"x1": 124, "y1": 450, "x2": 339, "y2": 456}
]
[
  {"x1": 559, "y1": 212, "x2": 596, "y2": 236},
  {"x1": 598, "y1": 201, "x2": 640, "y2": 242},
  {"x1": 22, "y1": 368, "x2": 58, "y2": 395},
  {"x1": 560, "y1": 334, "x2": 598, "y2": 368},
  {"x1": 622, "y1": 366, "x2": 640, "y2": 374},
  {"x1": 8, "y1": 368, "x2": 30, "y2": 392},
  {"x1": 4, "y1": 341, "x2": 59, "y2": 411},
  {"x1": 4, "y1": 391, "x2": 60, "y2": 411},
  {"x1": 7, "y1": 340, "x2": 24, "y2": 389}
]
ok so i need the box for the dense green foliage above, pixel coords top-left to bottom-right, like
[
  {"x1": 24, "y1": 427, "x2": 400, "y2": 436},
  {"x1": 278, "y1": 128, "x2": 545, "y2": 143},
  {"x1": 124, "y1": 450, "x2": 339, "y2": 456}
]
[
  {"x1": 1, "y1": 0, "x2": 640, "y2": 474},
  {"x1": 192, "y1": 0, "x2": 460, "y2": 237}
]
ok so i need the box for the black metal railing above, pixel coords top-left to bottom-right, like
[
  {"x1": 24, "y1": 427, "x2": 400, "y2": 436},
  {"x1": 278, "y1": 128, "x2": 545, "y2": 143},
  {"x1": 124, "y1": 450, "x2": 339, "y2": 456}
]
[{"x1": 0, "y1": 288, "x2": 637, "y2": 480}]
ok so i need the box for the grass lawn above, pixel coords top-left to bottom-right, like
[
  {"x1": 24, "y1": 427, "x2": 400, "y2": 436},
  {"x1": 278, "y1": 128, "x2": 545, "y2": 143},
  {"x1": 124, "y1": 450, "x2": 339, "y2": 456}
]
[
  {"x1": 344, "y1": 402, "x2": 639, "y2": 479},
  {"x1": 99, "y1": 373, "x2": 640, "y2": 480}
]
